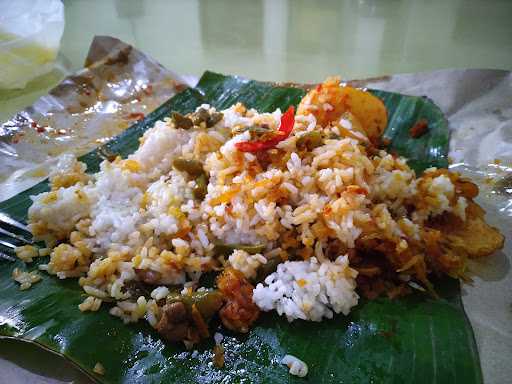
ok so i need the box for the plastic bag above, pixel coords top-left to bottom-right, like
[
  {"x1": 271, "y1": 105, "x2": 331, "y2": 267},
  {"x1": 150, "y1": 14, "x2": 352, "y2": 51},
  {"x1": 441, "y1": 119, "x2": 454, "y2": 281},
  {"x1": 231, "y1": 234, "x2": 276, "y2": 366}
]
[{"x1": 0, "y1": 0, "x2": 65, "y2": 89}]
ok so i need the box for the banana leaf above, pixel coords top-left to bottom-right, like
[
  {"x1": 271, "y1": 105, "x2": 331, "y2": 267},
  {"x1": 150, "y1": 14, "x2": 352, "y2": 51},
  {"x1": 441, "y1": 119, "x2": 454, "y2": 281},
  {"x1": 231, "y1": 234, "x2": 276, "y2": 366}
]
[{"x1": 0, "y1": 71, "x2": 480, "y2": 384}]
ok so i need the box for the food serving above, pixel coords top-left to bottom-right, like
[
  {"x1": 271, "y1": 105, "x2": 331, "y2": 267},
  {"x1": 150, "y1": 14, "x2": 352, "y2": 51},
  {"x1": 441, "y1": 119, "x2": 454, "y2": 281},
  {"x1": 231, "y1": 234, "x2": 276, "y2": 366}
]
[{"x1": 16, "y1": 77, "x2": 504, "y2": 360}]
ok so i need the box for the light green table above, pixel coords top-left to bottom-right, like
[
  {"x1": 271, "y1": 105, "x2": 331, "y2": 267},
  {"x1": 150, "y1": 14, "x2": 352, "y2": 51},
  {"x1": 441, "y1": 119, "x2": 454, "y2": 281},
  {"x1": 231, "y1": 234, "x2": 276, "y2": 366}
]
[{"x1": 1, "y1": 0, "x2": 511, "y2": 383}]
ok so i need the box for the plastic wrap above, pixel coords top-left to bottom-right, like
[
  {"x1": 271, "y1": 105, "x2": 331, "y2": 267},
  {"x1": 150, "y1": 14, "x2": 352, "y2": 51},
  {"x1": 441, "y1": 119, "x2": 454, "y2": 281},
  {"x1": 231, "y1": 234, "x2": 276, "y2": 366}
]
[
  {"x1": 0, "y1": 0, "x2": 65, "y2": 89},
  {"x1": 0, "y1": 36, "x2": 190, "y2": 201}
]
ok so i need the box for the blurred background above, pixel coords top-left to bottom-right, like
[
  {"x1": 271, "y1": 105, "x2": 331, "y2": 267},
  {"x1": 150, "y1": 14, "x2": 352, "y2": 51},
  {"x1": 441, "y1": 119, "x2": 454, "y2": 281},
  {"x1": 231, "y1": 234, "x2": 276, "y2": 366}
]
[
  {"x1": 63, "y1": 0, "x2": 512, "y2": 82},
  {"x1": 2, "y1": 0, "x2": 512, "y2": 122}
]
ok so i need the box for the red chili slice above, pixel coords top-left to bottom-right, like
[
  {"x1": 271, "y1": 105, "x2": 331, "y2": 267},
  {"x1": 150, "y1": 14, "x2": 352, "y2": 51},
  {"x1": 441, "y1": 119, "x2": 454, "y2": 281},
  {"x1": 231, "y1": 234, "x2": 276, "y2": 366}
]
[{"x1": 235, "y1": 106, "x2": 295, "y2": 152}]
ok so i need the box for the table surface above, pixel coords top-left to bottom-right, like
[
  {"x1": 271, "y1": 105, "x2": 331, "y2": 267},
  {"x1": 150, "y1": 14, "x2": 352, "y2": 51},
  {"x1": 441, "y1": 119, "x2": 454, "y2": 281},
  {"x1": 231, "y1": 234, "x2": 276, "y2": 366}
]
[{"x1": 1, "y1": 0, "x2": 512, "y2": 383}]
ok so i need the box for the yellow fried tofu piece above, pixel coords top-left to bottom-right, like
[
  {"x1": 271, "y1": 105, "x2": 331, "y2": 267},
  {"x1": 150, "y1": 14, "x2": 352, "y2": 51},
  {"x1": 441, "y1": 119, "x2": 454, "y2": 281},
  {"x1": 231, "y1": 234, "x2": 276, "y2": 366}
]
[
  {"x1": 444, "y1": 216, "x2": 504, "y2": 258},
  {"x1": 297, "y1": 76, "x2": 387, "y2": 144},
  {"x1": 437, "y1": 202, "x2": 504, "y2": 259}
]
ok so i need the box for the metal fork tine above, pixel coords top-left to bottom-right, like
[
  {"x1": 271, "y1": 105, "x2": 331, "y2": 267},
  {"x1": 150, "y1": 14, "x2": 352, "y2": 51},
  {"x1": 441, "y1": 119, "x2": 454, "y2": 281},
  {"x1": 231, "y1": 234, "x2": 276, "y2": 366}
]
[
  {"x1": 0, "y1": 250, "x2": 15, "y2": 262},
  {"x1": 0, "y1": 239, "x2": 16, "y2": 249},
  {"x1": 0, "y1": 212, "x2": 30, "y2": 233},
  {"x1": 0, "y1": 227, "x2": 33, "y2": 245}
]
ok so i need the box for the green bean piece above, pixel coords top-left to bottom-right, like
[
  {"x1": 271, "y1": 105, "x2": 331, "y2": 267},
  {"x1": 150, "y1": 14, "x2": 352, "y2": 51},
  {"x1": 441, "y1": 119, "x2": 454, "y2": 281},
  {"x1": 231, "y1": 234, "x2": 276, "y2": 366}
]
[
  {"x1": 191, "y1": 108, "x2": 210, "y2": 125},
  {"x1": 206, "y1": 112, "x2": 223, "y2": 127},
  {"x1": 173, "y1": 158, "x2": 204, "y2": 176},
  {"x1": 296, "y1": 131, "x2": 323, "y2": 151},
  {"x1": 193, "y1": 173, "x2": 208, "y2": 200},
  {"x1": 171, "y1": 112, "x2": 194, "y2": 129},
  {"x1": 166, "y1": 289, "x2": 224, "y2": 321},
  {"x1": 232, "y1": 124, "x2": 271, "y2": 137},
  {"x1": 247, "y1": 125, "x2": 272, "y2": 134}
]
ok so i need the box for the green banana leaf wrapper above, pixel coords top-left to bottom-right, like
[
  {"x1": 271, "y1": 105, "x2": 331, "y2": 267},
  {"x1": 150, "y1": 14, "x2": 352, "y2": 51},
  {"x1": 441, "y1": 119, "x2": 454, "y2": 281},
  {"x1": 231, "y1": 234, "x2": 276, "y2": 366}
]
[{"x1": 1, "y1": 69, "x2": 486, "y2": 384}]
